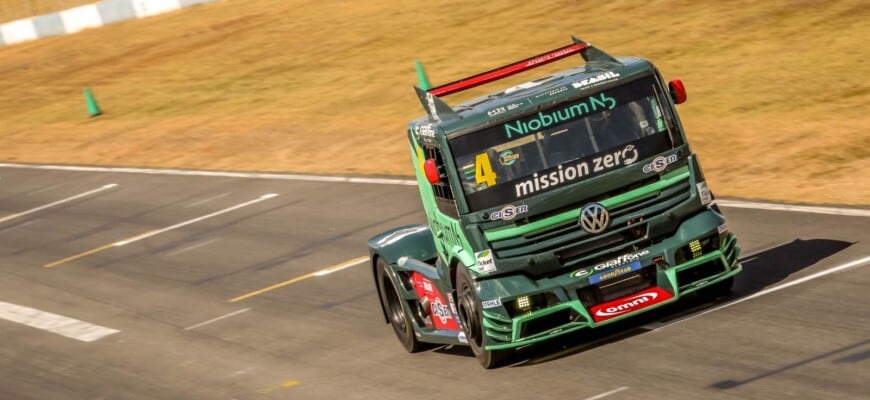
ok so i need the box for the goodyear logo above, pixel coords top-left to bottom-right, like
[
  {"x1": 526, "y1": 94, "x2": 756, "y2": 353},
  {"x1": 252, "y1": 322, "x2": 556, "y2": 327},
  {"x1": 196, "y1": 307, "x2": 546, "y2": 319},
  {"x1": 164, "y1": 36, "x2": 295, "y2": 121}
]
[{"x1": 589, "y1": 261, "x2": 642, "y2": 284}]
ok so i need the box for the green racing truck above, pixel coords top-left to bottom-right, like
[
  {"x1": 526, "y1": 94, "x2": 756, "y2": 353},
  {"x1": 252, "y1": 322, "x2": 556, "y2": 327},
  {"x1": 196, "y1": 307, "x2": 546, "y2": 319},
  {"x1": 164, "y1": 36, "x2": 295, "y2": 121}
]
[{"x1": 368, "y1": 37, "x2": 742, "y2": 368}]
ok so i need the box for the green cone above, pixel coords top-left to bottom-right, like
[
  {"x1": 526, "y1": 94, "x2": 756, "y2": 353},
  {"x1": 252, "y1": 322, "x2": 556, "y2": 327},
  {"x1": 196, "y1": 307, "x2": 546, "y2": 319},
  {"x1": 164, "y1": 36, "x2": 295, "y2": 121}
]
[{"x1": 84, "y1": 87, "x2": 102, "y2": 117}]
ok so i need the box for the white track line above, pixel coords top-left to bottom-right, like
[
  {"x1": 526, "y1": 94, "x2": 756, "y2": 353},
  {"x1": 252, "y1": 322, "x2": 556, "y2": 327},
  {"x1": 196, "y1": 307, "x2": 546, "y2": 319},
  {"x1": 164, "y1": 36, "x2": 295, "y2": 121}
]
[
  {"x1": 45, "y1": 193, "x2": 279, "y2": 267},
  {"x1": 0, "y1": 183, "x2": 117, "y2": 223},
  {"x1": 0, "y1": 300, "x2": 119, "y2": 342},
  {"x1": 167, "y1": 238, "x2": 222, "y2": 256},
  {"x1": 643, "y1": 255, "x2": 870, "y2": 331},
  {"x1": 113, "y1": 194, "x2": 278, "y2": 246},
  {"x1": 184, "y1": 308, "x2": 250, "y2": 331},
  {"x1": 1, "y1": 163, "x2": 866, "y2": 215},
  {"x1": 184, "y1": 192, "x2": 230, "y2": 208},
  {"x1": 584, "y1": 386, "x2": 629, "y2": 400},
  {"x1": 0, "y1": 163, "x2": 417, "y2": 185},
  {"x1": 717, "y1": 200, "x2": 870, "y2": 217}
]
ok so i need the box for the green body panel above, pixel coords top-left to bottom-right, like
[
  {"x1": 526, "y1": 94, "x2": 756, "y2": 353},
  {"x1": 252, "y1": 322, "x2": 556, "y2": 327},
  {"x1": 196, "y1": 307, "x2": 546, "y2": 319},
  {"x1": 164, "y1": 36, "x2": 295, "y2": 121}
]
[
  {"x1": 368, "y1": 49, "x2": 742, "y2": 351},
  {"x1": 367, "y1": 224, "x2": 437, "y2": 265}
]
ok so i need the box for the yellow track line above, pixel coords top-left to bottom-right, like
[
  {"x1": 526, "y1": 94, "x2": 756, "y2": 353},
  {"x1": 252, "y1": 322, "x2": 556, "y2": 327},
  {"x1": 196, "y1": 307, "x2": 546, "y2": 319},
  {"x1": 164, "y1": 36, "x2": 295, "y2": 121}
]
[
  {"x1": 229, "y1": 256, "x2": 369, "y2": 302},
  {"x1": 44, "y1": 242, "x2": 123, "y2": 268}
]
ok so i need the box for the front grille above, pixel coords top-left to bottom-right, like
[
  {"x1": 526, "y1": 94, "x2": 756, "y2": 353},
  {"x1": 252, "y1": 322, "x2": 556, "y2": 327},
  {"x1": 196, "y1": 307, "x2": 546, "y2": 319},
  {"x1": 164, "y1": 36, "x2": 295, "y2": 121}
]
[
  {"x1": 577, "y1": 266, "x2": 656, "y2": 307},
  {"x1": 518, "y1": 308, "x2": 580, "y2": 339},
  {"x1": 488, "y1": 174, "x2": 691, "y2": 266},
  {"x1": 555, "y1": 223, "x2": 649, "y2": 266},
  {"x1": 677, "y1": 259, "x2": 726, "y2": 288}
]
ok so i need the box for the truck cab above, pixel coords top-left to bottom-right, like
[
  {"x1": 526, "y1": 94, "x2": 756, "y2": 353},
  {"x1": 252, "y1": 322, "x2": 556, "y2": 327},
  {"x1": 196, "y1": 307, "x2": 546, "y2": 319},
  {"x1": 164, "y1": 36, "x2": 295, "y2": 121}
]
[{"x1": 368, "y1": 37, "x2": 741, "y2": 368}]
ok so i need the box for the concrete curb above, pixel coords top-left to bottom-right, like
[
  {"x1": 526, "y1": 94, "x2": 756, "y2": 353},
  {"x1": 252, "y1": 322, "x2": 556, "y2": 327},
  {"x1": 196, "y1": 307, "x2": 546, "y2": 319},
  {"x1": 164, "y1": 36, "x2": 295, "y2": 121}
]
[{"x1": 0, "y1": 0, "x2": 218, "y2": 47}]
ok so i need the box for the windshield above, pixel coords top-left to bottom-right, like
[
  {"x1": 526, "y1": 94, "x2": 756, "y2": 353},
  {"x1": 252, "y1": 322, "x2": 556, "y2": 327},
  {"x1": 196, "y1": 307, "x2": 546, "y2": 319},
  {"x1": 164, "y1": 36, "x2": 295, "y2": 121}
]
[{"x1": 450, "y1": 76, "x2": 677, "y2": 211}]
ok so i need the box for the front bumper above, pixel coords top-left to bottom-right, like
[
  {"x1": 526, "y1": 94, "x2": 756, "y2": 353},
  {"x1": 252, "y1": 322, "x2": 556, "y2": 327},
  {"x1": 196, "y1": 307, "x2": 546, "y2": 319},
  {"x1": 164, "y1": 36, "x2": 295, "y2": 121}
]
[{"x1": 479, "y1": 209, "x2": 742, "y2": 350}]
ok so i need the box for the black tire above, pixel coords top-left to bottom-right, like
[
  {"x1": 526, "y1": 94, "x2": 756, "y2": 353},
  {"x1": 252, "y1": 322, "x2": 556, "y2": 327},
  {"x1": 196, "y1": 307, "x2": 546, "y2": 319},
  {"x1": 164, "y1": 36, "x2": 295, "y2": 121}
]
[
  {"x1": 697, "y1": 276, "x2": 733, "y2": 300},
  {"x1": 455, "y1": 266, "x2": 512, "y2": 369},
  {"x1": 376, "y1": 258, "x2": 425, "y2": 353}
]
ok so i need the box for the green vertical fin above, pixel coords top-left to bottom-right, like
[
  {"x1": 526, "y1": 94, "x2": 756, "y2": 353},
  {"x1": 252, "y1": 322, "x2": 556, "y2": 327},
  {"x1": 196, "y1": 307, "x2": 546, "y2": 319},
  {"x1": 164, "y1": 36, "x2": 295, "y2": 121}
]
[{"x1": 415, "y1": 60, "x2": 431, "y2": 91}]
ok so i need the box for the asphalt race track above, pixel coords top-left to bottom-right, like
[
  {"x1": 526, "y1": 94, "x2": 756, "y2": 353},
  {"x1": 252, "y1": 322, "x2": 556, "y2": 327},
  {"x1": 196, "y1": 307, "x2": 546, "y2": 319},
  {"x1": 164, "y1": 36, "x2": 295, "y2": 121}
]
[{"x1": 0, "y1": 165, "x2": 867, "y2": 400}]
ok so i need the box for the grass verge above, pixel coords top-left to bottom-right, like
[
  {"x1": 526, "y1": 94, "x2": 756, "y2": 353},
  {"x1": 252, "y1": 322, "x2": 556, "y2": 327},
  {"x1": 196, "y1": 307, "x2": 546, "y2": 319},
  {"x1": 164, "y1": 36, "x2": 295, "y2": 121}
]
[{"x1": 0, "y1": 0, "x2": 867, "y2": 204}]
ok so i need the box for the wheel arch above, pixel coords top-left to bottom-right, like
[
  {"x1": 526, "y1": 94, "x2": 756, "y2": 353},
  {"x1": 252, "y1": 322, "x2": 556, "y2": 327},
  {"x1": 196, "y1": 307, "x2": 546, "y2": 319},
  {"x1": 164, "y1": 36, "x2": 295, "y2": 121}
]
[{"x1": 368, "y1": 224, "x2": 439, "y2": 324}]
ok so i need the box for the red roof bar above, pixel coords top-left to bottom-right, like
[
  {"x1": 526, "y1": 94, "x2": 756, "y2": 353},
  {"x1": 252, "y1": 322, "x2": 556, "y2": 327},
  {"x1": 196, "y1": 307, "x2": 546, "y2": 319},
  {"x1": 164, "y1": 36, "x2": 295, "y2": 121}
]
[{"x1": 429, "y1": 42, "x2": 588, "y2": 97}]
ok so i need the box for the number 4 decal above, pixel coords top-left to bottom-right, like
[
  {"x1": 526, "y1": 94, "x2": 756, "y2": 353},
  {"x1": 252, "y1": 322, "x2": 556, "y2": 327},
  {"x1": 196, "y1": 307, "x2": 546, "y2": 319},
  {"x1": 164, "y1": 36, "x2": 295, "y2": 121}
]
[{"x1": 475, "y1": 153, "x2": 497, "y2": 187}]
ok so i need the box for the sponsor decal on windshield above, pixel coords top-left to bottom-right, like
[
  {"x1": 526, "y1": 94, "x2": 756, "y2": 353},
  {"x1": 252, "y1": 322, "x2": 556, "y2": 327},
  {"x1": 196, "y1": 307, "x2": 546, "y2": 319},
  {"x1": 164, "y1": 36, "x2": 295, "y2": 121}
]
[
  {"x1": 498, "y1": 149, "x2": 520, "y2": 166},
  {"x1": 590, "y1": 287, "x2": 673, "y2": 322},
  {"x1": 514, "y1": 143, "x2": 639, "y2": 198},
  {"x1": 504, "y1": 93, "x2": 617, "y2": 139}
]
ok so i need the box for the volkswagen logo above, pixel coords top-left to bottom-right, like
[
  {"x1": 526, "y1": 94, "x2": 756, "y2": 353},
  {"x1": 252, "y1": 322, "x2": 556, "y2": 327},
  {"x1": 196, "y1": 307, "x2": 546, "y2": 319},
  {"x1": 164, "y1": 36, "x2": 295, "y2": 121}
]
[{"x1": 579, "y1": 203, "x2": 610, "y2": 234}]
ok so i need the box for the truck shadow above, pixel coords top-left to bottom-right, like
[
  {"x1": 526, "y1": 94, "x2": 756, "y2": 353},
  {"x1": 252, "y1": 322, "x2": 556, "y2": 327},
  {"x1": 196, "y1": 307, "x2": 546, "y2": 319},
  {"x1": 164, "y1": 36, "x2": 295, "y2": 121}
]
[
  {"x1": 710, "y1": 338, "x2": 870, "y2": 389},
  {"x1": 435, "y1": 238, "x2": 853, "y2": 366}
]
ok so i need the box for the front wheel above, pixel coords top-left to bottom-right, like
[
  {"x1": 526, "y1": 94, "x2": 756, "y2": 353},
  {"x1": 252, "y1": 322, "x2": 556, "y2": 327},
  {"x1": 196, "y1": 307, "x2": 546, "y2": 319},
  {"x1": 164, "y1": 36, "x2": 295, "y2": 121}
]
[
  {"x1": 455, "y1": 265, "x2": 512, "y2": 369},
  {"x1": 376, "y1": 258, "x2": 425, "y2": 353}
]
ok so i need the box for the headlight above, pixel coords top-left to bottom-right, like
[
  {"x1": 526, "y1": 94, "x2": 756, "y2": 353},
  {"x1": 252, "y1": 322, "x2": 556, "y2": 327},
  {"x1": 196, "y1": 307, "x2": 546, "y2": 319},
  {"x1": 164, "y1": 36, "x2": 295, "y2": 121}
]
[
  {"x1": 506, "y1": 292, "x2": 559, "y2": 318},
  {"x1": 676, "y1": 233, "x2": 720, "y2": 264}
]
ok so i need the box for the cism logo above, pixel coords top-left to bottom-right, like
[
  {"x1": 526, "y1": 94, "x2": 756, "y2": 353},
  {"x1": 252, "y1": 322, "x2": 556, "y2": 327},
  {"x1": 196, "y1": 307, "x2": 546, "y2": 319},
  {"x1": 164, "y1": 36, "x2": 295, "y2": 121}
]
[
  {"x1": 490, "y1": 204, "x2": 528, "y2": 221},
  {"x1": 642, "y1": 154, "x2": 678, "y2": 173}
]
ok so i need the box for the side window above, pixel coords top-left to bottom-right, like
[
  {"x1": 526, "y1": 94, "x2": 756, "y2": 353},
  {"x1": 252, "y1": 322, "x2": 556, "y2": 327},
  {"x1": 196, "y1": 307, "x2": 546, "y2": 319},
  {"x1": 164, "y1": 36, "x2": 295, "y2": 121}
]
[{"x1": 425, "y1": 146, "x2": 459, "y2": 218}]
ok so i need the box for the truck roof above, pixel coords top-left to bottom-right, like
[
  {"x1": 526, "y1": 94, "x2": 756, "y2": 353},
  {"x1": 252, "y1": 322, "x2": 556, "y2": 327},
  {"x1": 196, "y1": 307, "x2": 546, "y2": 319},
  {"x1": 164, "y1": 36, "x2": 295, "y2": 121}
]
[{"x1": 410, "y1": 40, "x2": 657, "y2": 140}]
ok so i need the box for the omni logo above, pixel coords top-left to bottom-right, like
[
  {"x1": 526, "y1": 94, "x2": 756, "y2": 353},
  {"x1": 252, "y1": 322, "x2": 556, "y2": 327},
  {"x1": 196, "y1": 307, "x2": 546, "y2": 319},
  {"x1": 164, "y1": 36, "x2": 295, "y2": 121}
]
[{"x1": 590, "y1": 287, "x2": 673, "y2": 322}]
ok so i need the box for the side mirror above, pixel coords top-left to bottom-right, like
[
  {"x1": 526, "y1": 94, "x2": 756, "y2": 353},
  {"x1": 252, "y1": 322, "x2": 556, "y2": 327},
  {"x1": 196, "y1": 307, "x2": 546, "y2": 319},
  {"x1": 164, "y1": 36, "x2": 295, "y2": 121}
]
[
  {"x1": 423, "y1": 159, "x2": 440, "y2": 184},
  {"x1": 669, "y1": 79, "x2": 687, "y2": 104}
]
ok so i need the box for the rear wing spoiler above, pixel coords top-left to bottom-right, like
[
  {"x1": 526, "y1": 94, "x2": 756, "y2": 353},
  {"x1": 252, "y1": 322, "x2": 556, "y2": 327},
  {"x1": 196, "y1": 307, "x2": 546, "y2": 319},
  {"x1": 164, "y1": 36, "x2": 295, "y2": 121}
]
[{"x1": 414, "y1": 36, "x2": 622, "y2": 122}]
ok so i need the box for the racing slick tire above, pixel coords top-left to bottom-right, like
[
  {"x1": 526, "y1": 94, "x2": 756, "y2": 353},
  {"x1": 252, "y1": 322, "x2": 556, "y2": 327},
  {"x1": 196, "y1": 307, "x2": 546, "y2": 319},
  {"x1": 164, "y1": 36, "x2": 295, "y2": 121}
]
[
  {"x1": 697, "y1": 276, "x2": 733, "y2": 300},
  {"x1": 376, "y1": 257, "x2": 426, "y2": 353},
  {"x1": 455, "y1": 265, "x2": 512, "y2": 369}
]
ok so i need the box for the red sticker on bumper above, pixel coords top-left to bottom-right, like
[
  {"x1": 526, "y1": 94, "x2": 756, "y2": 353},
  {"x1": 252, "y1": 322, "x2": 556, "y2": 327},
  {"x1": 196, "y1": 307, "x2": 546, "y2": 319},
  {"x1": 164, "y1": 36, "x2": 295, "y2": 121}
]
[{"x1": 589, "y1": 287, "x2": 673, "y2": 323}]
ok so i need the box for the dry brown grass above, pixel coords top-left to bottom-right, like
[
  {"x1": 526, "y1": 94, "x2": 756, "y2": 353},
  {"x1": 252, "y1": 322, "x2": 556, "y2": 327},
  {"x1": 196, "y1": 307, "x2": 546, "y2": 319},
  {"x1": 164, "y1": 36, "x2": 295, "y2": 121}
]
[
  {"x1": 0, "y1": 0, "x2": 867, "y2": 204},
  {"x1": 0, "y1": 0, "x2": 94, "y2": 22}
]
